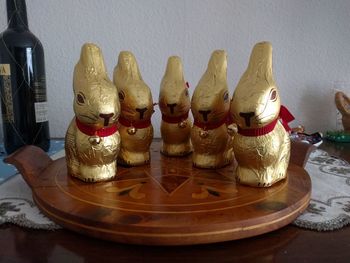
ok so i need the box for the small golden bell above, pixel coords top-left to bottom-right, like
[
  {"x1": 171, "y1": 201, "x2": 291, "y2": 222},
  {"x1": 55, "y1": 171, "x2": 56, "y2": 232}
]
[
  {"x1": 88, "y1": 135, "x2": 101, "y2": 145},
  {"x1": 127, "y1": 127, "x2": 137, "y2": 135},
  {"x1": 199, "y1": 130, "x2": 209, "y2": 138},
  {"x1": 227, "y1": 124, "x2": 237, "y2": 136},
  {"x1": 178, "y1": 121, "x2": 187, "y2": 128}
]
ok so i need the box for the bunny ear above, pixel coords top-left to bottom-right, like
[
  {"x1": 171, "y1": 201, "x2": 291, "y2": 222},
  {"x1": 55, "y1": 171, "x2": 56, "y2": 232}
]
[
  {"x1": 202, "y1": 50, "x2": 227, "y2": 84},
  {"x1": 163, "y1": 56, "x2": 184, "y2": 83},
  {"x1": 240, "y1": 42, "x2": 275, "y2": 86},
  {"x1": 113, "y1": 51, "x2": 143, "y2": 89},
  {"x1": 79, "y1": 43, "x2": 108, "y2": 80},
  {"x1": 73, "y1": 43, "x2": 111, "y2": 92}
]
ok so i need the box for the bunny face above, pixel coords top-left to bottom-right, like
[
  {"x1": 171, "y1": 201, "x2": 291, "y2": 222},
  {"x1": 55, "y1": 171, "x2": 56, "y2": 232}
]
[
  {"x1": 230, "y1": 81, "x2": 280, "y2": 129},
  {"x1": 159, "y1": 56, "x2": 190, "y2": 117},
  {"x1": 118, "y1": 82, "x2": 154, "y2": 122},
  {"x1": 73, "y1": 43, "x2": 120, "y2": 128},
  {"x1": 114, "y1": 51, "x2": 154, "y2": 123},
  {"x1": 230, "y1": 42, "x2": 280, "y2": 129},
  {"x1": 191, "y1": 50, "x2": 229, "y2": 124},
  {"x1": 191, "y1": 86, "x2": 230, "y2": 123},
  {"x1": 73, "y1": 80, "x2": 120, "y2": 128},
  {"x1": 159, "y1": 86, "x2": 190, "y2": 117}
]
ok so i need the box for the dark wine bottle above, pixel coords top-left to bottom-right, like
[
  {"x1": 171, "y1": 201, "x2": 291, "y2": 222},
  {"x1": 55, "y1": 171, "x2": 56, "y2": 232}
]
[{"x1": 0, "y1": 0, "x2": 50, "y2": 154}]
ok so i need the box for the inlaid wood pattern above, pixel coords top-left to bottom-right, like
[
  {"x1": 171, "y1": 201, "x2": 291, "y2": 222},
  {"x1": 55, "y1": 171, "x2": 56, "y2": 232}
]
[{"x1": 5, "y1": 141, "x2": 311, "y2": 245}]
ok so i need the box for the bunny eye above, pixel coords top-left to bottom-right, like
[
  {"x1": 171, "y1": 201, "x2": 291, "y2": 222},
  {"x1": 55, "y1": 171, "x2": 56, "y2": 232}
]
[
  {"x1": 269, "y1": 90, "x2": 277, "y2": 101},
  {"x1": 223, "y1": 92, "x2": 229, "y2": 102},
  {"x1": 76, "y1": 93, "x2": 85, "y2": 105},
  {"x1": 118, "y1": 91, "x2": 125, "y2": 101}
]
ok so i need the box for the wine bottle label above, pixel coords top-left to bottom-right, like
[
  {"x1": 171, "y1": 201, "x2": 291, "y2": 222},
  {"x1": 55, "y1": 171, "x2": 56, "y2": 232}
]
[
  {"x1": 0, "y1": 64, "x2": 15, "y2": 123},
  {"x1": 34, "y1": 101, "x2": 48, "y2": 123},
  {"x1": 33, "y1": 76, "x2": 48, "y2": 122},
  {"x1": 33, "y1": 77, "x2": 47, "y2": 102}
]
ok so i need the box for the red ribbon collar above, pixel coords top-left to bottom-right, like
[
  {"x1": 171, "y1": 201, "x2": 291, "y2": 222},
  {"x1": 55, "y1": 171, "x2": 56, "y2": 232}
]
[
  {"x1": 237, "y1": 118, "x2": 278, "y2": 137},
  {"x1": 162, "y1": 112, "x2": 189, "y2": 124},
  {"x1": 194, "y1": 114, "x2": 233, "y2": 130},
  {"x1": 76, "y1": 118, "x2": 118, "y2": 137},
  {"x1": 237, "y1": 105, "x2": 294, "y2": 137},
  {"x1": 118, "y1": 116, "x2": 152, "y2": 129}
]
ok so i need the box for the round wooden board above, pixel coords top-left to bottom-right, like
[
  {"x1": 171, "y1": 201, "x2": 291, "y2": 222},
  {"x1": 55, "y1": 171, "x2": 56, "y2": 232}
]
[{"x1": 7, "y1": 141, "x2": 311, "y2": 246}]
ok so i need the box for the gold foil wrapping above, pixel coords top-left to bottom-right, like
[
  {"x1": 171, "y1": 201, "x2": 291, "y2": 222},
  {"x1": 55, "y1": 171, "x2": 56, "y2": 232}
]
[
  {"x1": 64, "y1": 42, "x2": 291, "y2": 187},
  {"x1": 65, "y1": 43, "x2": 121, "y2": 182},
  {"x1": 230, "y1": 42, "x2": 290, "y2": 187},
  {"x1": 159, "y1": 56, "x2": 192, "y2": 156},
  {"x1": 191, "y1": 50, "x2": 234, "y2": 168},
  {"x1": 113, "y1": 51, "x2": 154, "y2": 166}
]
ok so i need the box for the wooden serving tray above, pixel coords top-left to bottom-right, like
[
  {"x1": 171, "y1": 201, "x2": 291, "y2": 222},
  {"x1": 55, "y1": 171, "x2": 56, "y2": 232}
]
[{"x1": 6, "y1": 141, "x2": 311, "y2": 246}]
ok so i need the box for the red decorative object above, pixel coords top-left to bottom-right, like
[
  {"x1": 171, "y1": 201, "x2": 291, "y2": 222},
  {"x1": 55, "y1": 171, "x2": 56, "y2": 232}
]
[{"x1": 75, "y1": 118, "x2": 118, "y2": 137}]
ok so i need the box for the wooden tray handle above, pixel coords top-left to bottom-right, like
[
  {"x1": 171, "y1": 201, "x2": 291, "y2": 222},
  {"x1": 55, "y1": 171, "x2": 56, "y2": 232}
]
[
  {"x1": 4, "y1": 146, "x2": 53, "y2": 188},
  {"x1": 290, "y1": 140, "x2": 315, "y2": 168}
]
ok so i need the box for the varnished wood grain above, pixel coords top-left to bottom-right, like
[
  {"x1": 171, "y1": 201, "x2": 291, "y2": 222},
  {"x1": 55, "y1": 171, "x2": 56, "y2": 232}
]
[
  {"x1": 5, "y1": 140, "x2": 311, "y2": 245},
  {"x1": 1, "y1": 140, "x2": 349, "y2": 262}
]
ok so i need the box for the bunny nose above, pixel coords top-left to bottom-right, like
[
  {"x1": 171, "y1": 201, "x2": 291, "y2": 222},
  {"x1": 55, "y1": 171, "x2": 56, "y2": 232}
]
[
  {"x1": 239, "y1": 112, "x2": 255, "y2": 127},
  {"x1": 199, "y1": 110, "x2": 211, "y2": 122},
  {"x1": 99, "y1": 113, "x2": 114, "y2": 126},
  {"x1": 167, "y1": 103, "x2": 177, "y2": 114},
  {"x1": 136, "y1": 107, "x2": 148, "y2": 120}
]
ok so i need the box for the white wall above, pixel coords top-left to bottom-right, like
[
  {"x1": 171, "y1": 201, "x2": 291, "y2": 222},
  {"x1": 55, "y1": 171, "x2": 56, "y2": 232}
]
[{"x1": 1, "y1": 0, "x2": 350, "y2": 137}]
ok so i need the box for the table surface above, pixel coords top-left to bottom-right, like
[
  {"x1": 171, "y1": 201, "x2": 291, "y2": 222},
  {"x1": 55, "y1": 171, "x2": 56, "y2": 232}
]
[{"x1": 0, "y1": 140, "x2": 349, "y2": 263}]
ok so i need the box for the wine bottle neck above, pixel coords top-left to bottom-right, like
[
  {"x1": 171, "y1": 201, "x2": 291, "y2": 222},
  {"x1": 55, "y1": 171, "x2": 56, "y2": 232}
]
[{"x1": 6, "y1": 0, "x2": 29, "y2": 30}]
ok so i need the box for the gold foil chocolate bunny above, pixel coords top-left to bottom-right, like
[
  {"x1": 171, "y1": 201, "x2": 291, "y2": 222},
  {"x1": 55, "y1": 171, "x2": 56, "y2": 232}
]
[
  {"x1": 191, "y1": 50, "x2": 234, "y2": 169},
  {"x1": 230, "y1": 42, "x2": 292, "y2": 187},
  {"x1": 65, "y1": 43, "x2": 121, "y2": 182},
  {"x1": 113, "y1": 51, "x2": 154, "y2": 166},
  {"x1": 159, "y1": 56, "x2": 192, "y2": 156},
  {"x1": 335, "y1": 91, "x2": 350, "y2": 132}
]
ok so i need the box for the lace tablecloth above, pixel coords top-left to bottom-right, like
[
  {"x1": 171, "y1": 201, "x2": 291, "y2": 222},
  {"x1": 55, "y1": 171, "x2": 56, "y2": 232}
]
[
  {"x1": 1, "y1": 148, "x2": 349, "y2": 231},
  {"x1": 294, "y1": 149, "x2": 350, "y2": 230}
]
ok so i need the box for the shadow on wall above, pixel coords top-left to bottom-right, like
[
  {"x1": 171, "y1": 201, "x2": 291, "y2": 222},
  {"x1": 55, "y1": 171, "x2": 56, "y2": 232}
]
[{"x1": 297, "y1": 85, "x2": 336, "y2": 133}]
